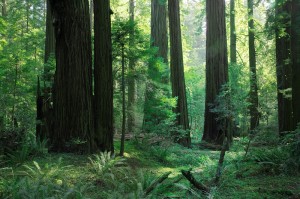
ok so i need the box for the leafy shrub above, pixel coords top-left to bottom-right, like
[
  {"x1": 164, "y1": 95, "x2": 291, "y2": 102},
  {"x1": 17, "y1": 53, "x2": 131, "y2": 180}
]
[
  {"x1": 249, "y1": 147, "x2": 289, "y2": 174},
  {"x1": 283, "y1": 124, "x2": 300, "y2": 173},
  {"x1": 0, "y1": 128, "x2": 25, "y2": 156}
]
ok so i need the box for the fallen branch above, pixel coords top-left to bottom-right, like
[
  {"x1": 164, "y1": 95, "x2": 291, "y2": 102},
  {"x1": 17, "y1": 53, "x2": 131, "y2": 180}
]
[
  {"x1": 181, "y1": 170, "x2": 210, "y2": 193},
  {"x1": 143, "y1": 171, "x2": 172, "y2": 197}
]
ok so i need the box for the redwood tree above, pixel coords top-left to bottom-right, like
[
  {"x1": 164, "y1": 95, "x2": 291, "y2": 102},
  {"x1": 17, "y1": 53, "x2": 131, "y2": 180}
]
[
  {"x1": 143, "y1": 0, "x2": 168, "y2": 131},
  {"x1": 127, "y1": 0, "x2": 135, "y2": 133},
  {"x1": 151, "y1": 0, "x2": 168, "y2": 67},
  {"x1": 202, "y1": 0, "x2": 229, "y2": 144},
  {"x1": 37, "y1": 0, "x2": 56, "y2": 142},
  {"x1": 50, "y1": 0, "x2": 94, "y2": 152},
  {"x1": 94, "y1": 0, "x2": 114, "y2": 152},
  {"x1": 291, "y1": 0, "x2": 300, "y2": 128},
  {"x1": 275, "y1": 0, "x2": 293, "y2": 133},
  {"x1": 248, "y1": 0, "x2": 259, "y2": 130},
  {"x1": 168, "y1": 0, "x2": 190, "y2": 147}
]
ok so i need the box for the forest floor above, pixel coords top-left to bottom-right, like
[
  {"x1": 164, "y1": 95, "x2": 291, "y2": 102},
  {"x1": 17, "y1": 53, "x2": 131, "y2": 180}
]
[{"x1": 1, "y1": 128, "x2": 300, "y2": 198}]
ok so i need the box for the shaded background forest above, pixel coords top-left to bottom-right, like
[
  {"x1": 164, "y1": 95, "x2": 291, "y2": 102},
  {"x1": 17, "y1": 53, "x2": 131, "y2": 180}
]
[{"x1": 0, "y1": 0, "x2": 278, "y2": 142}]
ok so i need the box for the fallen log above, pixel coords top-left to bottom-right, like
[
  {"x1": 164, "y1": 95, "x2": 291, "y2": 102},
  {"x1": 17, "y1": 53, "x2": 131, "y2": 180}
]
[
  {"x1": 181, "y1": 170, "x2": 210, "y2": 193},
  {"x1": 143, "y1": 171, "x2": 172, "y2": 197}
]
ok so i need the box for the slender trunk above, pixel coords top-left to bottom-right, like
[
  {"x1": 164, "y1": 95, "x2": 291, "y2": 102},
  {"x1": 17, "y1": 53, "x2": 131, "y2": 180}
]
[
  {"x1": 168, "y1": 0, "x2": 190, "y2": 147},
  {"x1": 275, "y1": 0, "x2": 293, "y2": 133},
  {"x1": 40, "y1": 0, "x2": 56, "y2": 142},
  {"x1": 230, "y1": 0, "x2": 237, "y2": 64},
  {"x1": 248, "y1": 0, "x2": 259, "y2": 130},
  {"x1": 2, "y1": 0, "x2": 7, "y2": 17},
  {"x1": 36, "y1": 77, "x2": 44, "y2": 141},
  {"x1": 120, "y1": 45, "x2": 126, "y2": 156},
  {"x1": 94, "y1": 0, "x2": 114, "y2": 152},
  {"x1": 44, "y1": 0, "x2": 55, "y2": 64},
  {"x1": 127, "y1": 0, "x2": 135, "y2": 133},
  {"x1": 26, "y1": 0, "x2": 29, "y2": 33},
  {"x1": 292, "y1": 0, "x2": 300, "y2": 128},
  {"x1": 12, "y1": 64, "x2": 18, "y2": 128},
  {"x1": 50, "y1": 0, "x2": 94, "y2": 153},
  {"x1": 90, "y1": 0, "x2": 93, "y2": 31}
]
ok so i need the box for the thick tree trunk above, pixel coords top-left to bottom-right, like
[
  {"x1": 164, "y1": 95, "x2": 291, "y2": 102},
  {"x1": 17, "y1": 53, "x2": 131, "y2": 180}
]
[
  {"x1": 248, "y1": 0, "x2": 259, "y2": 131},
  {"x1": 275, "y1": 0, "x2": 293, "y2": 133},
  {"x1": 291, "y1": 0, "x2": 300, "y2": 129},
  {"x1": 94, "y1": 0, "x2": 114, "y2": 153},
  {"x1": 2, "y1": 0, "x2": 7, "y2": 17},
  {"x1": 50, "y1": 0, "x2": 94, "y2": 153},
  {"x1": 202, "y1": 0, "x2": 229, "y2": 144},
  {"x1": 127, "y1": 0, "x2": 135, "y2": 133},
  {"x1": 168, "y1": 0, "x2": 190, "y2": 147}
]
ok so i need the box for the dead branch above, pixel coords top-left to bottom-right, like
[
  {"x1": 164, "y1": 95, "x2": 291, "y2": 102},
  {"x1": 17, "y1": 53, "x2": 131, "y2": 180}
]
[
  {"x1": 215, "y1": 137, "x2": 229, "y2": 183},
  {"x1": 181, "y1": 170, "x2": 210, "y2": 193}
]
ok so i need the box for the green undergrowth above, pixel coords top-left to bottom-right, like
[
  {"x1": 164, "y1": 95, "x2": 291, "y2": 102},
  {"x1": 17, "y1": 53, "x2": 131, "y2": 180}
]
[{"x1": 0, "y1": 132, "x2": 299, "y2": 198}]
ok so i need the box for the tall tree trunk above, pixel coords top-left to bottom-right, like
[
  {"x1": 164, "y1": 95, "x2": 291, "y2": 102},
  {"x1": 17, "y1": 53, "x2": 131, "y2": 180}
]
[
  {"x1": 36, "y1": 76, "x2": 43, "y2": 140},
  {"x1": 275, "y1": 0, "x2": 293, "y2": 133},
  {"x1": 90, "y1": 0, "x2": 93, "y2": 31},
  {"x1": 230, "y1": 0, "x2": 237, "y2": 64},
  {"x1": 44, "y1": 0, "x2": 55, "y2": 66},
  {"x1": 94, "y1": 0, "x2": 114, "y2": 153},
  {"x1": 143, "y1": 0, "x2": 168, "y2": 131},
  {"x1": 168, "y1": 0, "x2": 190, "y2": 147},
  {"x1": 202, "y1": 0, "x2": 229, "y2": 144},
  {"x1": 2, "y1": 0, "x2": 7, "y2": 17},
  {"x1": 120, "y1": 45, "x2": 126, "y2": 156},
  {"x1": 39, "y1": 0, "x2": 55, "y2": 141},
  {"x1": 248, "y1": 0, "x2": 259, "y2": 130},
  {"x1": 291, "y1": 0, "x2": 300, "y2": 129},
  {"x1": 151, "y1": 0, "x2": 168, "y2": 68},
  {"x1": 26, "y1": 0, "x2": 29, "y2": 33},
  {"x1": 50, "y1": 0, "x2": 94, "y2": 153},
  {"x1": 127, "y1": 0, "x2": 135, "y2": 133}
]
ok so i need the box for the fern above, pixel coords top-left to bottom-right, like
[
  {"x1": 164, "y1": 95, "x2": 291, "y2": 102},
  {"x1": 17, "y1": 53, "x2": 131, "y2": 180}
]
[{"x1": 89, "y1": 151, "x2": 126, "y2": 175}]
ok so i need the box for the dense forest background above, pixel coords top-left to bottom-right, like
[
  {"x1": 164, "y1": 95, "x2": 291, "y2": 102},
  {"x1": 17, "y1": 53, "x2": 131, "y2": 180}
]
[{"x1": 0, "y1": 0, "x2": 299, "y2": 198}]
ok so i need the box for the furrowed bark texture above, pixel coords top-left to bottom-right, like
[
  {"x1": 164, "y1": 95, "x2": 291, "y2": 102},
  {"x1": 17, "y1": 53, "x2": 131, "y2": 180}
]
[
  {"x1": 292, "y1": 0, "x2": 300, "y2": 128},
  {"x1": 203, "y1": 0, "x2": 229, "y2": 144},
  {"x1": 151, "y1": 0, "x2": 168, "y2": 66},
  {"x1": 50, "y1": 0, "x2": 94, "y2": 152},
  {"x1": 275, "y1": 0, "x2": 293, "y2": 133},
  {"x1": 94, "y1": 0, "x2": 114, "y2": 152},
  {"x1": 168, "y1": 0, "x2": 190, "y2": 147}
]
